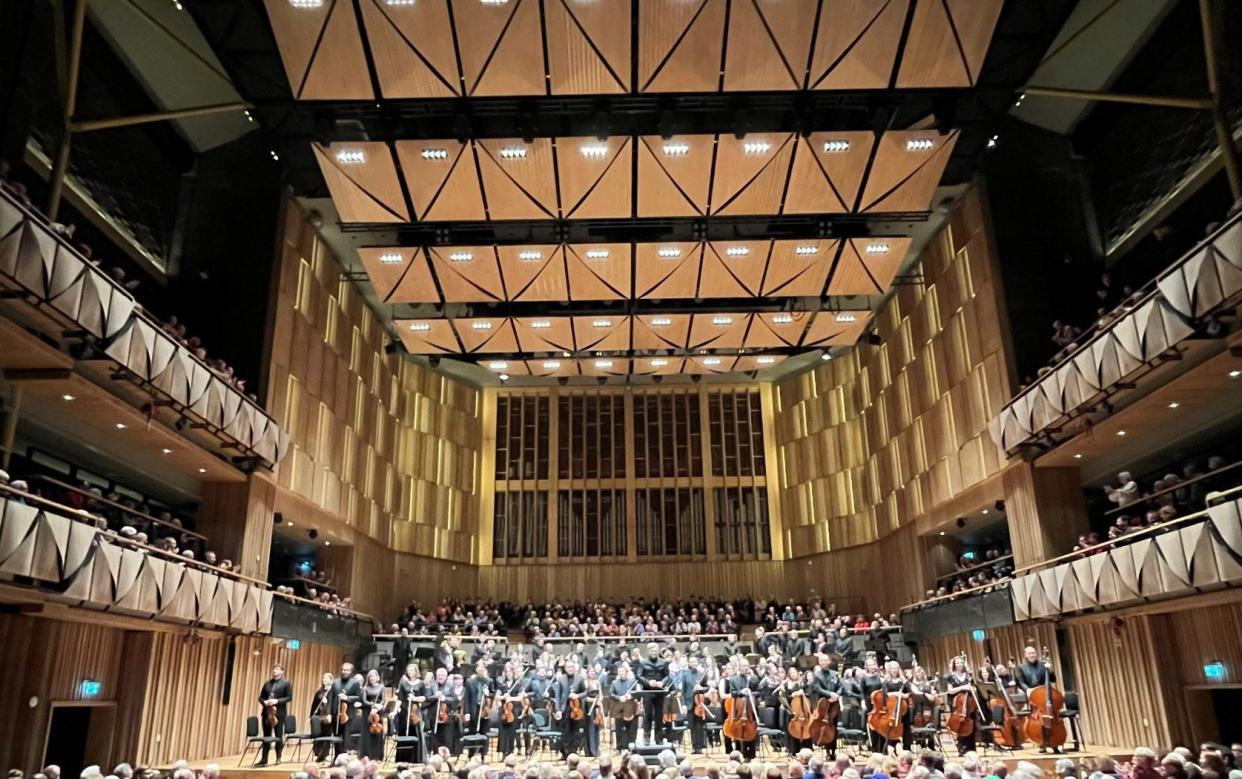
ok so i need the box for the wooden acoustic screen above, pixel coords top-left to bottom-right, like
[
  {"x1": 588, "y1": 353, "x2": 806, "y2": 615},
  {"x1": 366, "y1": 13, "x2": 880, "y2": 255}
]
[
  {"x1": 487, "y1": 385, "x2": 777, "y2": 565},
  {"x1": 774, "y1": 185, "x2": 1011, "y2": 556},
  {"x1": 268, "y1": 200, "x2": 482, "y2": 563}
]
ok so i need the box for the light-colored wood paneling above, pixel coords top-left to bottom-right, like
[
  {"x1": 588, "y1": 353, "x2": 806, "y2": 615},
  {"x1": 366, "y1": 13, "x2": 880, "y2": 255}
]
[
  {"x1": 637, "y1": 136, "x2": 713, "y2": 217},
  {"x1": 711, "y1": 134, "x2": 797, "y2": 216},
  {"x1": 784, "y1": 132, "x2": 876, "y2": 214},
  {"x1": 1003, "y1": 463, "x2": 1090, "y2": 568},
  {"x1": 895, "y1": 0, "x2": 1003, "y2": 88},
  {"x1": 428, "y1": 246, "x2": 505, "y2": 302},
  {"x1": 545, "y1": 0, "x2": 631, "y2": 94},
  {"x1": 809, "y1": 0, "x2": 908, "y2": 90},
  {"x1": 357, "y1": 0, "x2": 459, "y2": 98},
  {"x1": 197, "y1": 473, "x2": 278, "y2": 580},
  {"x1": 357, "y1": 247, "x2": 439, "y2": 305},
  {"x1": 699, "y1": 241, "x2": 769, "y2": 298},
  {"x1": 393, "y1": 318, "x2": 459, "y2": 354},
  {"x1": 565, "y1": 243, "x2": 632, "y2": 300},
  {"x1": 558, "y1": 137, "x2": 633, "y2": 219},
  {"x1": 394, "y1": 141, "x2": 486, "y2": 222},
  {"x1": 478, "y1": 559, "x2": 789, "y2": 602},
  {"x1": 497, "y1": 245, "x2": 568, "y2": 302},
  {"x1": 263, "y1": 0, "x2": 372, "y2": 100},
  {"x1": 723, "y1": 0, "x2": 816, "y2": 91},
  {"x1": 475, "y1": 139, "x2": 559, "y2": 219},
  {"x1": 858, "y1": 131, "x2": 959, "y2": 214},
  {"x1": 639, "y1": 0, "x2": 725, "y2": 93},
  {"x1": 452, "y1": 0, "x2": 546, "y2": 96},
  {"x1": 312, "y1": 143, "x2": 409, "y2": 223}
]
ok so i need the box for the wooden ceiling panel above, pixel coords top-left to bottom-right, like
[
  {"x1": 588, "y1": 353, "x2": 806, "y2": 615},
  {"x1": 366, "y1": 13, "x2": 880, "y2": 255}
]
[
  {"x1": 763, "y1": 239, "x2": 838, "y2": 296},
  {"x1": 783, "y1": 132, "x2": 876, "y2": 214},
  {"x1": 634, "y1": 242, "x2": 703, "y2": 299},
  {"x1": 734, "y1": 354, "x2": 788, "y2": 373},
  {"x1": 545, "y1": 0, "x2": 631, "y2": 94},
  {"x1": 572, "y1": 315, "x2": 631, "y2": 352},
  {"x1": 394, "y1": 319, "x2": 459, "y2": 354},
  {"x1": 684, "y1": 354, "x2": 738, "y2": 374},
  {"x1": 454, "y1": 317, "x2": 520, "y2": 354},
  {"x1": 637, "y1": 135, "x2": 713, "y2": 217},
  {"x1": 808, "y1": 0, "x2": 909, "y2": 90},
  {"x1": 723, "y1": 0, "x2": 817, "y2": 91},
  {"x1": 639, "y1": 0, "x2": 725, "y2": 93},
  {"x1": 834, "y1": 236, "x2": 913, "y2": 294},
  {"x1": 565, "y1": 244, "x2": 631, "y2": 301},
  {"x1": 513, "y1": 317, "x2": 576, "y2": 354},
  {"x1": 428, "y1": 247, "x2": 504, "y2": 302},
  {"x1": 453, "y1": 0, "x2": 545, "y2": 96},
  {"x1": 687, "y1": 313, "x2": 750, "y2": 350},
  {"x1": 579, "y1": 356, "x2": 630, "y2": 377},
  {"x1": 312, "y1": 142, "x2": 409, "y2": 223},
  {"x1": 745, "y1": 312, "x2": 812, "y2": 348},
  {"x1": 481, "y1": 357, "x2": 531, "y2": 376},
  {"x1": 631, "y1": 356, "x2": 687, "y2": 376},
  {"x1": 496, "y1": 245, "x2": 568, "y2": 302},
  {"x1": 632, "y1": 314, "x2": 692, "y2": 351},
  {"x1": 896, "y1": 0, "x2": 1002, "y2": 88},
  {"x1": 394, "y1": 141, "x2": 486, "y2": 222},
  {"x1": 475, "y1": 139, "x2": 559, "y2": 220},
  {"x1": 263, "y1": 0, "x2": 372, "y2": 100},
  {"x1": 700, "y1": 241, "x2": 769, "y2": 298},
  {"x1": 527, "y1": 357, "x2": 580, "y2": 378},
  {"x1": 357, "y1": 248, "x2": 439, "y2": 304},
  {"x1": 711, "y1": 133, "x2": 796, "y2": 216},
  {"x1": 357, "y1": 0, "x2": 459, "y2": 98},
  {"x1": 557, "y1": 137, "x2": 633, "y2": 219},
  {"x1": 802, "y1": 310, "x2": 873, "y2": 346},
  {"x1": 858, "y1": 130, "x2": 959, "y2": 213}
]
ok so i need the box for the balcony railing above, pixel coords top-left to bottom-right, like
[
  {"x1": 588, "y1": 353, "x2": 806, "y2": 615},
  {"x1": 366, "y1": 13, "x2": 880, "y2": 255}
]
[
  {"x1": 989, "y1": 213, "x2": 1242, "y2": 453},
  {"x1": 0, "y1": 186, "x2": 288, "y2": 469},
  {"x1": 1009, "y1": 489, "x2": 1242, "y2": 621}
]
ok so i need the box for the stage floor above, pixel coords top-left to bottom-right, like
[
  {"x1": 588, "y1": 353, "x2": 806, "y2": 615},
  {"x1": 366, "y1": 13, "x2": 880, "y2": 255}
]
[{"x1": 198, "y1": 741, "x2": 1131, "y2": 779}]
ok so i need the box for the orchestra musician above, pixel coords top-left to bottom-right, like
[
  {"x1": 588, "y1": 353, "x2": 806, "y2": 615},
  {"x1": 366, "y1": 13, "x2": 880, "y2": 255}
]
[
  {"x1": 359, "y1": 669, "x2": 386, "y2": 760},
  {"x1": 583, "y1": 665, "x2": 605, "y2": 757},
  {"x1": 256, "y1": 663, "x2": 292, "y2": 766},
  {"x1": 396, "y1": 663, "x2": 427, "y2": 763},
  {"x1": 330, "y1": 663, "x2": 363, "y2": 758},
  {"x1": 724, "y1": 659, "x2": 758, "y2": 760},
  {"x1": 552, "y1": 657, "x2": 588, "y2": 757},
  {"x1": 495, "y1": 663, "x2": 529, "y2": 758},
  {"x1": 685, "y1": 657, "x2": 714, "y2": 754},
  {"x1": 309, "y1": 673, "x2": 335, "y2": 762},
  {"x1": 427, "y1": 666, "x2": 460, "y2": 754},
  {"x1": 869, "y1": 659, "x2": 913, "y2": 752},
  {"x1": 809, "y1": 654, "x2": 842, "y2": 759},
  {"x1": 464, "y1": 662, "x2": 494, "y2": 759},
  {"x1": 943, "y1": 655, "x2": 982, "y2": 753},
  {"x1": 778, "y1": 665, "x2": 810, "y2": 755},
  {"x1": 636, "y1": 642, "x2": 669, "y2": 744},
  {"x1": 608, "y1": 663, "x2": 641, "y2": 750},
  {"x1": 1014, "y1": 645, "x2": 1056, "y2": 691}
]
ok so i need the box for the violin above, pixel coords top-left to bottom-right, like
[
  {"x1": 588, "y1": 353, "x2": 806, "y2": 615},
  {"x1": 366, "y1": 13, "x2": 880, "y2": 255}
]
[
  {"x1": 337, "y1": 696, "x2": 350, "y2": 726},
  {"x1": 502, "y1": 698, "x2": 516, "y2": 723},
  {"x1": 437, "y1": 700, "x2": 450, "y2": 724},
  {"x1": 568, "y1": 695, "x2": 585, "y2": 721},
  {"x1": 866, "y1": 688, "x2": 909, "y2": 742},
  {"x1": 369, "y1": 709, "x2": 384, "y2": 735},
  {"x1": 1023, "y1": 647, "x2": 1067, "y2": 749},
  {"x1": 265, "y1": 702, "x2": 278, "y2": 730},
  {"x1": 408, "y1": 695, "x2": 422, "y2": 728},
  {"x1": 723, "y1": 689, "x2": 758, "y2": 743},
  {"x1": 786, "y1": 688, "x2": 814, "y2": 741}
]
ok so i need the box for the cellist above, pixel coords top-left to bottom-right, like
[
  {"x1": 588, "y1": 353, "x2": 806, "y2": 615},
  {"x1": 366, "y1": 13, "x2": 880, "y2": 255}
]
[
  {"x1": 779, "y1": 666, "x2": 811, "y2": 755},
  {"x1": 809, "y1": 654, "x2": 842, "y2": 759},
  {"x1": 943, "y1": 655, "x2": 981, "y2": 754},
  {"x1": 724, "y1": 658, "x2": 759, "y2": 759},
  {"x1": 869, "y1": 659, "x2": 912, "y2": 752}
]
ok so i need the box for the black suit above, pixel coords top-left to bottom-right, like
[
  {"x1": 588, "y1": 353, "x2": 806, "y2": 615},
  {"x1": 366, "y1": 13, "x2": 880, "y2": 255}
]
[
  {"x1": 464, "y1": 676, "x2": 494, "y2": 756},
  {"x1": 330, "y1": 676, "x2": 363, "y2": 756},
  {"x1": 258, "y1": 678, "x2": 293, "y2": 763},
  {"x1": 552, "y1": 672, "x2": 587, "y2": 757},
  {"x1": 636, "y1": 657, "x2": 668, "y2": 741}
]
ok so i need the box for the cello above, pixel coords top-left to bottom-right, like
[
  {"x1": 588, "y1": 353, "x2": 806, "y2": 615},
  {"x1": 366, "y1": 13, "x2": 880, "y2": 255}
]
[
  {"x1": 986, "y1": 658, "x2": 1026, "y2": 748},
  {"x1": 867, "y1": 663, "x2": 910, "y2": 745},
  {"x1": 1023, "y1": 647, "x2": 1067, "y2": 750},
  {"x1": 786, "y1": 687, "x2": 814, "y2": 741},
  {"x1": 808, "y1": 693, "x2": 840, "y2": 747},
  {"x1": 945, "y1": 654, "x2": 980, "y2": 739},
  {"x1": 723, "y1": 688, "x2": 759, "y2": 743}
]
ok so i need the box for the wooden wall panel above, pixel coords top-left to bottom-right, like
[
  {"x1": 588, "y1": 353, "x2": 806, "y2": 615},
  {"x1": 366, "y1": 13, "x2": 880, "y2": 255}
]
[
  {"x1": 917, "y1": 622, "x2": 1061, "y2": 682},
  {"x1": 477, "y1": 559, "x2": 788, "y2": 603},
  {"x1": 1003, "y1": 463, "x2": 1091, "y2": 568},
  {"x1": 197, "y1": 473, "x2": 278, "y2": 580}
]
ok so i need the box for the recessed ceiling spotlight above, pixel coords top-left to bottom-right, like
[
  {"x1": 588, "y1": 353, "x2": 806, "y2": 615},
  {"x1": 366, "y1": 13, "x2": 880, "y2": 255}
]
[
  {"x1": 756, "y1": 356, "x2": 776, "y2": 365},
  {"x1": 822, "y1": 140, "x2": 850, "y2": 153},
  {"x1": 657, "y1": 247, "x2": 682, "y2": 258},
  {"x1": 379, "y1": 252, "x2": 403, "y2": 264},
  {"x1": 711, "y1": 316, "x2": 733, "y2": 325},
  {"x1": 650, "y1": 318, "x2": 672, "y2": 327},
  {"x1": 1074, "y1": 453, "x2": 1083, "y2": 459},
  {"x1": 1168, "y1": 401, "x2": 1180, "y2": 409},
  {"x1": 725, "y1": 246, "x2": 750, "y2": 257},
  {"x1": 481, "y1": 0, "x2": 510, "y2": 4},
  {"x1": 835, "y1": 313, "x2": 857, "y2": 323},
  {"x1": 986, "y1": 135, "x2": 998, "y2": 150},
  {"x1": 906, "y1": 138, "x2": 935, "y2": 152},
  {"x1": 499, "y1": 146, "x2": 527, "y2": 159},
  {"x1": 542, "y1": 361, "x2": 561, "y2": 370},
  {"x1": 62, "y1": 394, "x2": 75, "y2": 401},
  {"x1": 498, "y1": 373, "x2": 510, "y2": 382},
  {"x1": 982, "y1": 509, "x2": 989, "y2": 515},
  {"x1": 1116, "y1": 430, "x2": 1127, "y2": 437},
  {"x1": 821, "y1": 352, "x2": 833, "y2": 361},
  {"x1": 162, "y1": 448, "x2": 172, "y2": 455},
  {"x1": 448, "y1": 251, "x2": 473, "y2": 262},
  {"x1": 743, "y1": 141, "x2": 771, "y2": 155},
  {"x1": 865, "y1": 243, "x2": 890, "y2": 254},
  {"x1": 269, "y1": 150, "x2": 280, "y2": 161},
  {"x1": 408, "y1": 323, "x2": 431, "y2": 332},
  {"x1": 288, "y1": 0, "x2": 323, "y2": 8},
  {"x1": 517, "y1": 250, "x2": 542, "y2": 261},
  {"x1": 198, "y1": 467, "x2": 207, "y2": 474},
  {"x1": 562, "y1": 351, "x2": 572, "y2": 358},
  {"x1": 662, "y1": 142, "x2": 690, "y2": 157},
  {"x1": 703, "y1": 357, "x2": 722, "y2": 366},
  {"x1": 650, "y1": 359, "x2": 669, "y2": 368},
  {"x1": 594, "y1": 359, "x2": 614, "y2": 368},
  {"x1": 421, "y1": 148, "x2": 448, "y2": 160},
  {"x1": 771, "y1": 314, "x2": 793, "y2": 324},
  {"x1": 334, "y1": 148, "x2": 366, "y2": 164},
  {"x1": 591, "y1": 319, "x2": 612, "y2": 328},
  {"x1": 115, "y1": 423, "x2": 127, "y2": 430},
  {"x1": 580, "y1": 143, "x2": 609, "y2": 159},
  {"x1": 488, "y1": 361, "x2": 509, "y2": 371},
  {"x1": 471, "y1": 321, "x2": 493, "y2": 330},
  {"x1": 385, "y1": 0, "x2": 416, "y2": 6},
  {"x1": 795, "y1": 245, "x2": 818, "y2": 255},
  {"x1": 585, "y1": 249, "x2": 610, "y2": 259},
  {"x1": 530, "y1": 320, "x2": 552, "y2": 329},
  {"x1": 1230, "y1": 369, "x2": 1241, "y2": 378},
  {"x1": 286, "y1": 520, "x2": 294, "y2": 527}
]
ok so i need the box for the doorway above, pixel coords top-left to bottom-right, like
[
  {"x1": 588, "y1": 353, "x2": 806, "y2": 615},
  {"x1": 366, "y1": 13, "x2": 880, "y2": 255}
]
[{"x1": 43, "y1": 703, "x2": 116, "y2": 778}]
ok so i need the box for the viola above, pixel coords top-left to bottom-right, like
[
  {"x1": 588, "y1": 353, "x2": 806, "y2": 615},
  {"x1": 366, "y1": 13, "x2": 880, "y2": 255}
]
[
  {"x1": 337, "y1": 696, "x2": 350, "y2": 726},
  {"x1": 368, "y1": 710, "x2": 384, "y2": 735},
  {"x1": 437, "y1": 700, "x2": 450, "y2": 724},
  {"x1": 265, "y1": 703, "x2": 278, "y2": 729},
  {"x1": 866, "y1": 689, "x2": 909, "y2": 742},
  {"x1": 502, "y1": 699, "x2": 516, "y2": 724},
  {"x1": 1023, "y1": 647, "x2": 1067, "y2": 749},
  {"x1": 568, "y1": 696, "x2": 585, "y2": 721},
  {"x1": 808, "y1": 695, "x2": 840, "y2": 746},
  {"x1": 694, "y1": 692, "x2": 709, "y2": 719}
]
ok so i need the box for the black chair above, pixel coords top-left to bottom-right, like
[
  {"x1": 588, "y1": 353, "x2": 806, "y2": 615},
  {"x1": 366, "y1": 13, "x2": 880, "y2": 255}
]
[
  {"x1": 309, "y1": 717, "x2": 344, "y2": 763},
  {"x1": 1060, "y1": 691, "x2": 1083, "y2": 751},
  {"x1": 460, "y1": 732, "x2": 489, "y2": 758},
  {"x1": 238, "y1": 716, "x2": 278, "y2": 767},
  {"x1": 910, "y1": 704, "x2": 943, "y2": 750},
  {"x1": 284, "y1": 715, "x2": 315, "y2": 762},
  {"x1": 530, "y1": 710, "x2": 562, "y2": 758}
]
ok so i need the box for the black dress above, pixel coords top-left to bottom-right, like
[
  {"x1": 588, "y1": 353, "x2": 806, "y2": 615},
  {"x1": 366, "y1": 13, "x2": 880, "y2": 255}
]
[{"x1": 360, "y1": 683, "x2": 386, "y2": 760}]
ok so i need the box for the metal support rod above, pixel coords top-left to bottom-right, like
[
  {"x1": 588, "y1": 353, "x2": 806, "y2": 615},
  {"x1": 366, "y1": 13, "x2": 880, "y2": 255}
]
[
  {"x1": 1199, "y1": 0, "x2": 1241, "y2": 200},
  {"x1": 70, "y1": 101, "x2": 251, "y2": 133},
  {"x1": 0, "y1": 385, "x2": 22, "y2": 471},
  {"x1": 46, "y1": 0, "x2": 87, "y2": 222},
  {"x1": 1022, "y1": 86, "x2": 1213, "y2": 111}
]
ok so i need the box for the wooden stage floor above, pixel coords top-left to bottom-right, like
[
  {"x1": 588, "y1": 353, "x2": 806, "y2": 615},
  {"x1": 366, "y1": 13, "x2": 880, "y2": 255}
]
[{"x1": 199, "y1": 741, "x2": 1131, "y2": 779}]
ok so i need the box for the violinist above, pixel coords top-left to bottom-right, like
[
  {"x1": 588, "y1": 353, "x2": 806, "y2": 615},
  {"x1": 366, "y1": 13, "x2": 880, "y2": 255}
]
[
  {"x1": 943, "y1": 655, "x2": 981, "y2": 754},
  {"x1": 427, "y1": 667, "x2": 459, "y2": 754},
  {"x1": 256, "y1": 664, "x2": 292, "y2": 766},
  {"x1": 309, "y1": 673, "x2": 335, "y2": 762},
  {"x1": 608, "y1": 663, "x2": 641, "y2": 750},
  {"x1": 396, "y1": 663, "x2": 427, "y2": 763},
  {"x1": 659, "y1": 657, "x2": 689, "y2": 743},
  {"x1": 636, "y1": 642, "x2": 669, "y2": 744},
  {"x1": 525, "y1": 664, "x2": 553, "y2": 754},
  {"x1": 809, "y1": 655, "x2": 842, "y2": 759},
  {"x1": 330, "y1": 663, "x2": 362, "y2": 757},
  {"x1": 553, "y1": 657, "x2": 588, "y2": 757},
  {"x1": 583, "y1": 665, "x2": 605, "y2": 757},
  {"x1": 868, "y1": 659, "x2": 912, "y2": 752},
  {"x1": 359, "y1": 669, "x2": 386, "y2": 760},
  {"x1": 464, "y1": 663, "x2": 494, "y2": 758},
  {"x1": 685, "y1": 657, "x2": 714, "y2": 755},
  {"x1": 496, "y1": 664, "x2": 528, "y2": 758}
]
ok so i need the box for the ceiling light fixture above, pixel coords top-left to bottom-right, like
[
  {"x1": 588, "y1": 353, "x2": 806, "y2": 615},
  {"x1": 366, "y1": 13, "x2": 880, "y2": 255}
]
[
  {"x1": 1116, "y1": 430, "x2": 1127, "y2": 437},
  {"x1": 1074, "y1": 453, "x2": 1083, "y2": 459},
  {"x1": 711, "y1": 316, "x2": 733, "y2": 325},
  {"x1": 62, "y1": 394, "x2": 75, "y2": 401},
  {"x1": 650, "y1": 359, "x2": 669, "y2": 368},
  {"x1": 530, "y1": 320, "x2": 551, "y2": 329},
  {"x1": 562, "y1": 351, "x2": 572, "y2": 358},
  {"x1": 795, "y1": 245, "x2": 818, "y2": 255},
  {"x1": 448, "y1": 251, "x2": 473, "y2": 262},
  {"x1": 1230, "y1": 370, "x2": 1241, "y2": 378},
  {"x1": 269, "y1": 150, "x2": 280, "y2": 161},
  {"x1": 1168, "y1": 401, "x2": 1180, "y2": 409},
  {"x1": 865, "y1": 243, "x2": 890, "y2": 254},
  {"x1": 542, "y1": 361, "x2": 561, "y2": 370},
  {"x1": 650, "y1": 318, "x2": 672, "y2": 327},
  {"x1": 906, "y1": 138, "x2": 935, "y2": 152},
  {"x1": 499, "y1": 146, "x2": 527, "y2": 159},
  {"x1": 334, "y1": 148, "x2": 366, "y2": 164},
  {"x1": 408, "y1": 323, "x2": 431, "y2": 332},
  {"x1": 580, "y1": 143, "x2": 609, "y2": 159},
  {"x1": 115, "y1": 423, "x2": 127, "y2": 430},
  {"x1": 821, "y1": 352, "x2": 833, "y2": 361},
  {"x1": 743, "y1": 141, "x2": 771, "y2": 155},
  {"x1": 471, "y1": 321, "x2": 493, "y2": 330},
  {"x1": 488, "y1": 361, "x2": 509, "y2": 371},
  {"x1": 703, "y1": 357, "x2": 722, "y2": 366},
  {"x1": 662, "y1": 142, "x2": 689, "y2": 157},
  {"x1": 517, "y1": 250, "x2": 542, "y2": 261},
  {"x1": 584, "y1": 249, "x2": 609, "y2": 260},
  {"x1": 198, "y1": 467, "x2": 207, "y2": 474},
  {"x1": 481, "y1": 0, "x2": 510, "y2": 4},
  {"x1": 822, "y1": 140, "x2": 850, "y2": 153},
  {"x1": 657, "y1": 247, "x2": 682, "y2": 258},
  {"x1": 725, "y1": 246, "x2": 750, "y2": 257},
  {"x1": 591, "y1": 319, "x2": 612, "y2": 328},
  {"x1": 385, "y1": 0, "x2": 416, "y2": 5},
  {"x1": 421, "y1": 148, "x2": 448, "y2": 160},
  {"x1": 771, "y1": 314, "x2": 793, "y2": 324},
  {"x1": 379, "y1": 252, "x2": 403, "y2": 264},
  {"x1": 756, "y1": 356, "x2": 776, "y2": 365},
  {"x1": 288, "y1": 0, "x2": 323, "y2": 8},
  {"x1": 498, "y1": 374, "x2": 510, "y2": 382},
  {"x1": 835, "y1": 313, "x2": 857, "y2": 323},
  {"x1": 162, "y1": 448, "x2": 172, "y2": 455},
  {"x1": 594, "y1": 360, "x2": 614, "y2": 368}
]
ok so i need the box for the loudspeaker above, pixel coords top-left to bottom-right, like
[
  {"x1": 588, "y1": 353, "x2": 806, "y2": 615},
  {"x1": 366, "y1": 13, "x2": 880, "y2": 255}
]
[
  {"x1": 627, "y1": 742, "x2": 681, "y2": 767},
  {"x1": 274, "y1": 511, "x2": 283, "y2": 526}
]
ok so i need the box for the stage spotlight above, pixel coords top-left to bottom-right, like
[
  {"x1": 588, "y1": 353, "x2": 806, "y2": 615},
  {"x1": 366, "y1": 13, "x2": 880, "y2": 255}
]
[
  {"x1": 955, "y1": 517, "x2": 967, "y2": 529},
  {"x1": 308, "y1": 529, "x2": 319, "y2": 540}
]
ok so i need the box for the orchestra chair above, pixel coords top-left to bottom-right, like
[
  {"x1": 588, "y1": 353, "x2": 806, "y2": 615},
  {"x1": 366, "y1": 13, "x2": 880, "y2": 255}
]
[
  {"x1": 238, "y1": 716, "x2": 280, "y2": 767},
  {"x1": 308, "y1": 718, "x2": 343, "y2": 762},
  {"x1": 529, "y1": 710, "x2": 563, "y2": 758},
  {"x1": 459, "y1": 732, "x2": 489, "y2": 759},
  {"x1": 756, "y1": 707, "x2": 786, "y2": 758},
  {"x1": 1060, "y1": 691, "x2": 1083, "y2": 752},
  {"x1": 910, "y1": 703, "x2": 942, "y2": 748},
  {"x1": 283, "y1": 715, "x2": 315, "y2": 762},
  {"x1": 386, "y1": 727, "x2": 421, "y2": 766},
  {"x1": 703, "y1": 721, "x2": 724, "y2": 755}
]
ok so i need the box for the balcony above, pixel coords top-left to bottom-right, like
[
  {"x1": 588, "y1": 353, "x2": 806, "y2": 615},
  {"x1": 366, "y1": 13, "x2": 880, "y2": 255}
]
[
  {"x1": 900, "y1": 583, "x2": 1015, "y2": 642},
  {"x1": 989, "y1": 213, "x2": 1242, "y2": 454},
  {"x1": 0, "y1": 186, "x2": 288, "y2": 470}
]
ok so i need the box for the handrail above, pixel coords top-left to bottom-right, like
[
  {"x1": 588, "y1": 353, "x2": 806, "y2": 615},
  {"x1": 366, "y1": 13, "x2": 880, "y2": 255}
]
[
  {"x1": 372, "y1": 633, "x2": 510, "y2": 642},
  {"x1": 287, "y1": 575, "x2": 337, "y2": 593},
  {"x1": 1102, "y1": 458, "x2": 1242, "y2": 517},
  {"x1": 785, "y1": 625, "x2": 903, "y2": 636},
  {"x1": 900, "y1": 578, "x2": 1013, "y2": 613},
  {"x1": 28, "y1": 474, "x2": 206, "y2": 543},
  {"x1": 935, "y1": 553, "x2": 1014, "y2": 583},
  {"x1": 535, "y1": 632, "x2": 739, "y2": 643},
  {"x1": 273, "y1": 590, "x2": 375, "y2": 625}
]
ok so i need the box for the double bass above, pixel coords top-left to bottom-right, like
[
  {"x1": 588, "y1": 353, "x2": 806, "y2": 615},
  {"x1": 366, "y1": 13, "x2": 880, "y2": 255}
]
[
  {"x1": 723, "y1": 688, "x2": 759, "y2": 743},
  {"x1": 987, "y1": 658, "x2": 1026, "y2": 748},
  {"x1": 1023, "y1": 647, "x2": 1067, "y2": 750}
]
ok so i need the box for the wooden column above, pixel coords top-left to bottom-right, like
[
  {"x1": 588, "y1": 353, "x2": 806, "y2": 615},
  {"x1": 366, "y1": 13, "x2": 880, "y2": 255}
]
[
  {"x1": 1002, "y1": 462, "x2": 1090, "y2": 567},
  {"x1": 197, "y1": 472, "x2": 278, "y2": 579},
  {"x1": 759, "y1": 382, "x2": 785, "y2": 560},
  {"x1": 476, "y1": 389, "x2": 497, "y2": 566}
]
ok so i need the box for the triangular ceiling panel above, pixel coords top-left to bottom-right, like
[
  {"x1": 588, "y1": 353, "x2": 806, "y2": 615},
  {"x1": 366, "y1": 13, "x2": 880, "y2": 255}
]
[
  {"x1": 828, "y1": 237, "x2": 912, "y2": 294},
  {"x1": 711, "y1": 134, "x2": 797, "y2": 216},
  {"x1": 514, "y1": 317, "x2": 576, "y2": 353},
  {"x1": 497, "y1": 245, "x2": 568, "y2": 302},
  {"x1": 637, "y1": 135, "x2": 713, "y2": 217},
  {"x1": 476, "y1": 139, "x2": 559, "y2": 220},
  {"x1": 859, "y1": 130, "x2": 959, "y2": 213},
  {"x1": 357, "y1": 248, "x2": 439, "y2": 304},
  {"x1": 394, "y1": 140, "x2": 486, "y2": 221},
  {"x1": 565, "y1": 244, "x2": 632, "y2": 301},
  {"x1": 723, "y1": 0, "x2": 817, "y2": 91},
  {"x1": 802, "y1": 310, "x2": 872, "y2": 346},
  {"x1": 809, "y1": 0, "x2": 909, "y2": 90},
  {"x1": 640, "y1": 0, "x2": 726, "y2": 93},
  {"x1": 635, "y1": 242, "x2": 703, "y2": 299},
  {"x1": 632, "y1": 314, "x2": 692, "y2": 351},
  {"x1": 545, "y1": 0, "x2": 631, "y2": 94},
  {"x1": 746, "y1": 312, "x2": 813, "y2": 348},
  {"x1": 264, "y1": 0, "x2": 373, "y2": 100},
  {"x1": 700, "y1": 241, "x2": 769, "y2": 298},
  {"x1": 312, "y1": 143, "x2": 409, "y2": 223},
  {"x1": 763, "y1": 239, "x2": 838, "y2": 296},
  {"x1": 357, "y1": 0, "x2": 460, "y2": 98},
  {"x1": 453, "y1": 0, "x2": 545, "y2": 96},
  {"x1": 558, "y1": 137, "x2": 633, "y2": 219},
  {"x1": 454, "y1": 318, "x2": 520, "y2": 354},
  {"x1": 784, "y1": 132, "x2": 876, "y2": 214},
  {"x1": 896, "y1": 0, "x2": 1003, "y2": 87},
  {"x1": 572, "y1": 316, "x2": 630, "y2": 352},
  {"x1": 428, "y1": 247, "x2": 505, "y2": 302},
  {"x1": 687, "y1": 313, "x2": 750, "y2": 350},
  {"x1": 394, "y1": 319, "x2": 459, "y2": 354}
]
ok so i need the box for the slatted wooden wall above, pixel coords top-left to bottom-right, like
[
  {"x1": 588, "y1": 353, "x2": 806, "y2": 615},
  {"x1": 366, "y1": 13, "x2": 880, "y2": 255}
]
[
  {"x1": 476, "y1": 558, "x2": 789, "y2": 603},
  {"x1": 775, "y1": 186, "x2": 1011, "y2": 558},
  {"x1": 197, "y1": 473, "x2": 279, "y2": 579},
  {"x1": 781, "y1": 522, "x2": 925, "y2": 615},
  {"x1": 916, "y1": 622, "x2": 1062, "y2": 681},
  {"x1": 266, "y1": 200, "x2": 483, "y2": 564}
]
